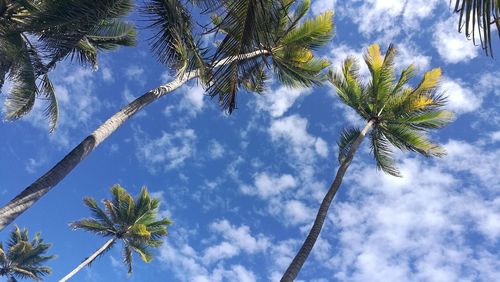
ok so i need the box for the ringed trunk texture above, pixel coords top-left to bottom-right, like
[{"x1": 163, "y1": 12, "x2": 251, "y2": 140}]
[
  {"x1": 0, "y1": 50, "x2": 268, "y2": 231},
  {"x1": 281, "y1": 120, "x2": 374, "y2": 282},
  {"x1": 58, "y1": 238, "x2": 116, "y2": 282}
]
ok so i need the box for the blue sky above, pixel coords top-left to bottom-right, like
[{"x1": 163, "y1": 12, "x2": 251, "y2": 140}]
[{"x1": 1, "y1": 0, "x2": 500, "y2": 281}]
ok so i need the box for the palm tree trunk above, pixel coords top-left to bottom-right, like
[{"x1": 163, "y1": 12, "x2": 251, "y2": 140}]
[
  {"x1": 0, "y1": 50, "x2": 268, "y2": 231},
  {"x1": 281, "y1": 119, "x2": 374, "y2": 282},
  {"x1": 59, "y1": 238, "x2": 115, "y2": 282}
]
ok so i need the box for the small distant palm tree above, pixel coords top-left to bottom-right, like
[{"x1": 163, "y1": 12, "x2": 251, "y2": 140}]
[
  {"x1": 59, "y1": 185, "x2": 172, "y2": 282},
  {"x1": 0, "y1": 226, "x2": 54, "y2": 281},
  {"x1": 281, "y1": 44, "x2": 454, "y2": 281},
  {"x1": 451, "y1": 0, "x2": 500, "y2": 56},
  {"x1": 0, "y1": 0, "x2": 334, "y2": 231},
  {"x1": 0, "y1": 0, "x2": 136, "y2": 131}
]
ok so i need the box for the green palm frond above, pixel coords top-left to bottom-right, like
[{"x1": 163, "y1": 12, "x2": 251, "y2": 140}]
[
  {"x1": 370, "y1": 129, "x2": 401, "y2": 177},
  {"x1": 128, "y1": 240, "x2": 153, "y2": 263},
  {"x1": 328, "y1": 58, "x2": 370, "y2": 119},
  {"x1": 87, "y1": 20, "x2": 136, "y2": 50},
  {"x1": 143, "y1": 0, "x2": 193, "y2": 68},
  {"x1": 383, "y1": 124, "x2": 446, "y2": 157},
  {"x1": 207, "y1": 0, "x2": 274, "y2": 113},
  {"x1": 82, "y1": 197, "x2": 115, "y2": 228},
  {"x1": 281, "y1": 10, "x2": 334, "y2": 50},
  {"x1": 38, "y1": 74, "x2": 58, "y2": 132},
  {"x1": 452, "y1": 0, "x2": 500, "y2": 56},
  {"x1": 123, "y1": 244, "x2": 133, "y2": 273},
  {"x1": 337, "y1": 127, "x2": 361, "y2": 163},
  {"x1": 241, "y1": 64, "x2": 268, "y2": 94},
  {"x1": 0, "y1": 227, "x2": 53, "y2": 281},
  {"x1": 70, "y1": 219, "x2": 115, "y2": 236},
  {"x1": 3, "y1": 38, "x2": 36, "y2": 121}
]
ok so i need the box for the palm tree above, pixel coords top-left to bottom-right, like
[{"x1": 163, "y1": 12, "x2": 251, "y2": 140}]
[
  {"x1": 451, "y1": 0, "x2": 500, "y2": 56},
  {"x1": 281, "y1": 44, "x2": 454, "y2": 281},
  {"x1": 0, "y1": 226, "x2": 54, "y2": 281},
  {"x1": 0, "y1": 0, "x2": 136, "y2": 131},
  {"x1": 0, "y1": 0, "x2": 334, "y2": 231},
  {"x1": 59, "y1": 184, "x2": 171, "y2": 282}
]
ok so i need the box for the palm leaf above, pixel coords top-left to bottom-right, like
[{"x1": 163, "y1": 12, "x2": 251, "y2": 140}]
[
  {"x1": 370, "y1": 128, "x2": 401, "y2": 177},
  {"x1": 37, "y1": 74, "x2": 58, "y2": 132},
  {"x1": 337, "y1": 127, "x2": 361, "y2": 163},
  {"x1": 453, "y1": 0, "x2": 500, "y2": 56},
  {"x1": 383, "y1": 124, "x2": 447, "y2": 157},
  {"x1": 281, "y1": 10, "x2": 334, "y2": 50}
]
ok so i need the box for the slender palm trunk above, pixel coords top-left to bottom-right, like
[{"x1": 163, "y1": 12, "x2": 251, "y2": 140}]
[
  {"x1": 59, "y1": 238, "x2": 115, "y2": 282},
  {"x1": 0, "y1": 50, "x2": 267, "y2": 231},
  {"x1": 281, "y1": 120, "x2": 374, "y2": 282}
]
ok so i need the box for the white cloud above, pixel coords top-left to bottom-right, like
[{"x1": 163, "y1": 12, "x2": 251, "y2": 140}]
[
  {"x1": 283, "y1": 200, "x2": 315, "y2": 225},
  {"x1": 257, "y1": 86, "x2": 312, "y2": 118},
  {"x1": 180, "y1": 84, "x2": 205, "y2": 114},
  {"x1": 319, "y1": 139, "x2": 500, "y2": 281},
  {"x1": 269, "y1": 115, "x2": 329, "y2": 165},
  {"x1": 432, "y1": 17, "x2": 478, "y2": 64},
  {"x1": 25, "y1": 157, "x2": 46, "y2": 174},
  {"x1": 338, "y1": 0, "x2": 442, "y2": 39},
  {"x1": 125, "y1": 65, "x2": 144, "y2": 80},
  {"x1": 101, "y1": 67, "x2": 113, "y2": 82},
  {"x1": 135, "y1": 128, "x2": 197, "y2": 172},
  {"x1": 241, "y1": 173, "x2": 297, "y2": 199},
  {"x1": 208, "y1": 140, "x2": 225, "y2": 159},
  {"x1": 439, "y1": 77, "x2": 481, "y2": 114},
  {"x1": 158, "y1": 220, "x2": 268, "y2": 282},
  {"x1": 311, "y1": 0, "x2": 335, "y2": 15}
]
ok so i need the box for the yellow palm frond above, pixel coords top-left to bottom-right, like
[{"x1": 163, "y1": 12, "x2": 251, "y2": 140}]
[
  {"x1": 364, "y1": 43, "x2": 383, "y2": 73},
  {"x1": 414, "y1": 68, "x2": 441, "y2": 94}
]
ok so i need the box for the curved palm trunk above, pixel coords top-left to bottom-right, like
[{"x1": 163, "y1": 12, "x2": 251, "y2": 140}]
[
  {"x1": 59, "y1": 238, "x2": 115, "y2": 282},
  {"x1": 0, "y1": 50, "x2": 267, "y2": 231},
  {"x1": 281, "y1": 120, "x2": 374, "y2": 282}
]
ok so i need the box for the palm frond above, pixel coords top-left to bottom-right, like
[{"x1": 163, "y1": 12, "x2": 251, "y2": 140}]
[
  {"x1": 38, "y1": 74, "x2": 58, "y2": 132},
  {"x1": 370, "y1": 129, "x2": 401, "y2": 177},
  {"x1": 70, "y1": 219, "x2": 114, "y2": 236},
  {"x1": 82, "y1": 197, "x2": 115, "y2": 228},
  {"x1": 123, "y1": 244, "x2": 133, "y2": 273},
  {"x1": 143, "y1": 0, "x2": 194, "y2": 69},
  {"x1": 337, "y1": 127, "x2": 361, "y2": 163},
  {"x1": 281, "y1": 10, "x2": 334, "y2": 50},
  {"x1": 207, "y1": 0, "x2": 272, "y2": 113},
  {"x1": 452, "y1": 0, "x2": 500, "y2": 56},
  {"x1": 383, "y1": 124, "x2": 447, "y2": 157},
  {"x1": 87, "y1": 20, "x2": 136, "y2": 50},
  {"x1": 4, "y1": 39, "x2": 36, "y2": 121}
]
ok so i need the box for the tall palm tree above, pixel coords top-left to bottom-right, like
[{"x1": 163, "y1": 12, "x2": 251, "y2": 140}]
[
  {"x1": 281, "y1": 44, "x2": 454, "y2": 281},
  {"x1": 59, "y1": 184, "x2": 171, "y2": 282},
  {"x1": 0, "y1": 0, "x2": 334, "y2": 231},
  {"x1": 0, "y1": 0, "x2": 136, "y2": 131},
  {"x1": 0, "y1": 226, "x2": 54, "y2": 281},
  {"x1": 452, "y1": 0, "x2": 500, "y2": 56}
]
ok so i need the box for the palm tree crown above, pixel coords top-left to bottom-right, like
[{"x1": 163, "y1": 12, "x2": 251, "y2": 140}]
[
  {"x1": 145, "y1": 0, "x2": 333, "y2": 112},
  {"x1": 0, "y1": 226, "x2": 54, "y2": 281},
  {"x1": 69, "y1": 184, "x2": 172, "y2": 274},
  {"x1": 330, "y1": 43, "x2": 454, "y2": 176},
  {"x1": 0, "y1": 0, "x2": 136, "y2": 131}
]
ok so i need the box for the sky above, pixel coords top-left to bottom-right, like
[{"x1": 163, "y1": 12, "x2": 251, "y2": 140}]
[{"x1": 1, "y1": 0, "x2": 499, "y2": 281}]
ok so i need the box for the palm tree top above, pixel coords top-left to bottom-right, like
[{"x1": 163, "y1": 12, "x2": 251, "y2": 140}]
[
  {"x1": 145, "y1": 0, "x2": 334, "y2": 113},
  {"x1": 70, "y1": 184, "x2": 172, "y2": 273},
  {"x1": 330, "y1": 43, "x2": 454, "y2": 176},
  {"x1": 0, "y1": 226, "x2": 54, "y2": 281}
]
